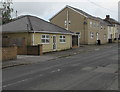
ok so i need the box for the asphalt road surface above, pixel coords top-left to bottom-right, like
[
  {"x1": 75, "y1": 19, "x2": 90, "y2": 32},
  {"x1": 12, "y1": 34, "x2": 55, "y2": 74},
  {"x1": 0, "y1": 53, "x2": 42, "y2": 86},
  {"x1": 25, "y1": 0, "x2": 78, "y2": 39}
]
[{"x1": 2, "y1": 44, "x2": 119, "y2": 90}]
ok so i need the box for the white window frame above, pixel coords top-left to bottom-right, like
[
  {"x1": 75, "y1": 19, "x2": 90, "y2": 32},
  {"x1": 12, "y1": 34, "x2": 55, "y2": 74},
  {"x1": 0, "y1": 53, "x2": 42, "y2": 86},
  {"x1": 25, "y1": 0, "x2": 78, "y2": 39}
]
[
  {"x1": 93, "y1": 22, "x2": 96, "y2": 27},
  {"x1": 101, "y1": 25, "x2": 103, "y2": 30},
  {"x1": 41, "y1": 34, "x2": 50, "y2": 44},
  {"x1": 79, "y1": 32, "x2": 81, "y2": 38},
  {"x1": 64, "y1": 20, "x2": 67, "y2": 26},
  {"x1": 104, "y1": 34, "x2": 107, "y2": 39},
  {"x1": 59, "y1": 35, "x2": 66, "y2": 43},
  {"x1": 90, "y1": 32, "x2": 94, "y2": 39},
  {"x1": 90, "y1": 21, "x2": 92, "y2": 27}
]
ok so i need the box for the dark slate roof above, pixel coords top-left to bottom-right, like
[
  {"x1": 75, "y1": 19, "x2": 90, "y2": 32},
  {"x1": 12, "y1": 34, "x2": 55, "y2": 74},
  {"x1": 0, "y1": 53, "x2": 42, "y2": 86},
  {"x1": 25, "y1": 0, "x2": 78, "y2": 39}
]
[
  {"x1": 96, "y1": 17, "x2": 112, "y2": 26},
  {"x1": 104, "y1": 18, "x2": 120, "y2": 25},
  {"x1": 2, "y1": 15, "x2": 73, "y2": 34}
]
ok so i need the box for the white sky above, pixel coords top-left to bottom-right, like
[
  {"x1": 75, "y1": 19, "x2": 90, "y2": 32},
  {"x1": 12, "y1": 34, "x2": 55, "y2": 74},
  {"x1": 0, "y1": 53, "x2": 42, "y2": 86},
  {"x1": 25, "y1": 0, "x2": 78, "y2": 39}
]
[{"x1": 9, "y1": 0, "x2": 120, "y2": 21}]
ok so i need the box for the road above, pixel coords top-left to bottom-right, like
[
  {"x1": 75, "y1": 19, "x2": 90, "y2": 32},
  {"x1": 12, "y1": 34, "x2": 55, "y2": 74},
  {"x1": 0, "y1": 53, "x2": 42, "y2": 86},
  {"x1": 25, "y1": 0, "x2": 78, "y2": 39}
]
[{"x1": 2, "y1": 44, "x2": 119, "y2": 90}]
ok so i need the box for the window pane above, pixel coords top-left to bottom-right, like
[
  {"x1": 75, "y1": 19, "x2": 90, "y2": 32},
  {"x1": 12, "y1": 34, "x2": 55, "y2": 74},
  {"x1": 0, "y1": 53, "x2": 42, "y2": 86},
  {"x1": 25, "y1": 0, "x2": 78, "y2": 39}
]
[
  {"x1": 60, "y1": 36, "x2": 62, "y2": 38},
  {"x1": 60, "y1": 39, "x2": 63, "y2": 42},
  {"x1": 46, "y1": 39, "x2": 50, "y2": 43},
  {"x1": 42, "y1": 39, "x2": 45, "y2": 43},
  {"x1": 46, "y1": 35, "x2": 49, "y2": 38},
  {"x1": 63, "y1": 39, "x2": 66, "y2": 42},
  {"x1": 42, "y1": 35, "x2": 45, "y2": 38}
]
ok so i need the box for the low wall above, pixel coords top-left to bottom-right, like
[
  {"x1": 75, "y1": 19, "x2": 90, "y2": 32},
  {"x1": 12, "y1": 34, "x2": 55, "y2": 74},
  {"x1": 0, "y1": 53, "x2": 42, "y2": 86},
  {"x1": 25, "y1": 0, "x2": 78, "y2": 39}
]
[
  {"x1": 2, "y1": 46, "x2": 17, "y2": 61},
  {"x1": 27, "y1": 44, "x2": 43, "y2": 55},
  {"x1": 17, "y1": 46, "x2": 27, "y2": 55}
]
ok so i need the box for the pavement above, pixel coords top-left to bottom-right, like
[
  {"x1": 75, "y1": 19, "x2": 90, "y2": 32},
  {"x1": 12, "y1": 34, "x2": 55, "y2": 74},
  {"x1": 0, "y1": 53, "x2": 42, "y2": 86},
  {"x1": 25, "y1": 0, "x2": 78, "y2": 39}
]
[
  {"x1": 2, "y1": 43, "x2": 118, "y2": 69},
  {"x1": 2, "y1": 42, "x2": 119, "y2": 90}
]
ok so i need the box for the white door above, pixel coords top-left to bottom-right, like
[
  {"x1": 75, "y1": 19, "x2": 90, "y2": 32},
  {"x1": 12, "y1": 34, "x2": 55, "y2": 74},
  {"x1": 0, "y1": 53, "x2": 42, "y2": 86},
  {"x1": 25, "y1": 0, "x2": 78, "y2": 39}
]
[{"x1": 53, "y1": 35, "x2": 57, "y2": 50}]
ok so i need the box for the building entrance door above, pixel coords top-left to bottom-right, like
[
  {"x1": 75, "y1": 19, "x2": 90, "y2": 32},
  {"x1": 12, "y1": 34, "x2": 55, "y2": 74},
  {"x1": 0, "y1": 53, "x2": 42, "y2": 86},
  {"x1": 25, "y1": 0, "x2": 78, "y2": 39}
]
[{"x1": 53, "y1": 35, "x2": 57, "y2": 50}]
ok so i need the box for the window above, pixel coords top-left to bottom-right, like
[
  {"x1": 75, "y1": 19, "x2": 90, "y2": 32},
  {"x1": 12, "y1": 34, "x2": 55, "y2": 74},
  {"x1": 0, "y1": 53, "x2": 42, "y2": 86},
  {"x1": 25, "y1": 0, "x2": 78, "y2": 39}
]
[
  {"x1": 90, "y1": 32, "x2": 94, "y2": 39},
  {"x1": 90, "y1": 21, "x2": 92, "y2": 27},
  {"x1": 41, "y1": 35, "x2": 50, "y2": 44},
  {"x1": 97, "y1": 23, "x2": 99, "y2": 27},
  {"x1": 69, "y1": 20, "x2": 71, "y2": 25},
  {"x1": 64, "y1": 20, "x2": 67, "y2": 26},
  {"x1": 59, "y1": 35, "x2": 66, "y2": 43},
  {"x1": 104, "y1": 34, "x2": 106, "y2": 39},
  {"x1": 93, "y1": 22, "x2": 96, "y2": 27},
  {"x1": 101, "y1": 25, "x2": 103, "y2": 29}
]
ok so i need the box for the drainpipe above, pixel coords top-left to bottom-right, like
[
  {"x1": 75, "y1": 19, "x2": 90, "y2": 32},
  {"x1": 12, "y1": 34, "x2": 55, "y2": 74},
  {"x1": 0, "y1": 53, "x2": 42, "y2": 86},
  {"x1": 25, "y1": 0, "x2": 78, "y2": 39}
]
[
  {"x1": 84, "y1": 18, "x2": 87, "y2": 45},
  {"x1": 32, "y1": 31, "x2": 35, "y2": 45},
  {"x1": 67, "y1": 10, "x2": 69, "y2": 30}
]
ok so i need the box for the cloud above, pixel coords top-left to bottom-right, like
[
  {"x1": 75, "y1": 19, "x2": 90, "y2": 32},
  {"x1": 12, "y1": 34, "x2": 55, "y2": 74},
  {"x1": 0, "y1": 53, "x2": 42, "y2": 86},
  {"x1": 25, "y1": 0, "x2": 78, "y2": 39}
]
[{"x1": 11, "y1": 1, "x2": 118, "y2": 21}]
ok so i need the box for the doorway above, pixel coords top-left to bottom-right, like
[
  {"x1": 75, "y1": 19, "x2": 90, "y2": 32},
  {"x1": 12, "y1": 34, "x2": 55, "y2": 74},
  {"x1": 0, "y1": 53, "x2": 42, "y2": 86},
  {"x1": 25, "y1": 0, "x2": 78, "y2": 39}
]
[{"x1": 53, "y1": 35, "x2": 57, "y2": 50}]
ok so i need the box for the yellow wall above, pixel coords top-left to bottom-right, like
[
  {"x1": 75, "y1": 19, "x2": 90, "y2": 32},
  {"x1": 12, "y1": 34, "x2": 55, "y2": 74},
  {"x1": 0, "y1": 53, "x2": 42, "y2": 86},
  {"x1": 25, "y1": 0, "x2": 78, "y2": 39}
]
[
  {"x1": 50, "y1": 7, "x2": 108, "y2": 45},
  {"x1": 33, "y1": 33, "x2": 72, "y2": 53},
  {"x1": 50, "y1": 7, "x2": 88, "y2": 44},
  {"x1": 3, "y1": 32, "x2": 72, "y2": 53}
]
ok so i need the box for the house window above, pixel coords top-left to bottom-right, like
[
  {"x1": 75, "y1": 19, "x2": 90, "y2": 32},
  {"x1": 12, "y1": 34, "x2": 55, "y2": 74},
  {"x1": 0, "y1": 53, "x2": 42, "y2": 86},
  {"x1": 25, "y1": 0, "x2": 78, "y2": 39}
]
[
  {"x1": 65, "y1": 20, "x2": 67, "y2": 26},
  {"x1": 41, "y1": 35, "x2": 50, "y2": 44},
  {"x1": 93, "y1": 22, "x2": 96, "y2": 27},
  {"x1": 90, "y1": 32, "x2": 94, "y2": 39},
  {"x1": 90, "y1": 21, "x2": 92, "y2": 27},
  {"x1": 69, "y1": 20, "x2": 71, "y2": 25},
  {"x1": 104, "y1": 34, "x2": 106, "y2": 39},
  {"x1": 97, "y1": 23, "x2": 99, "y2": 27},
  {"x1": 59, "y1": 35, "x2": 66, "y2": 43},
  {"x1": 101, "y1": 25, "x2": 103, "y2": 29}
]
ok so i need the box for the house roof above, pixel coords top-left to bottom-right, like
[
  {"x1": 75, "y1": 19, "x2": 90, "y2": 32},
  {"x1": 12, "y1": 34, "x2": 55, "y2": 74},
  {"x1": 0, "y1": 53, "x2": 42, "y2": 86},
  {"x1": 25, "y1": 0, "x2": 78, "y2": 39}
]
[
  {"x1": 104, "y1": 17, "x2": 120, "y2": 25},
  {"x1": 50, "y1": 5, "x2": 99, "y2": 21},
  {"x1": 96, "y1": 17, "x2": 112, "y2": 26},
  {"x1": 67, "y1": 5, "x2": 96, "y2": 19},
  {"x1": 2, "y1": 15, "x2": 73, "y2": 34}
]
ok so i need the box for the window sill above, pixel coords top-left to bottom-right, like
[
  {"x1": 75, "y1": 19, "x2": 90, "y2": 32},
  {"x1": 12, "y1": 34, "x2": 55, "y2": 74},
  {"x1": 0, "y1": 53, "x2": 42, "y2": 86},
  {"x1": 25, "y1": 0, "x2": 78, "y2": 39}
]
[
  {"x1": 60, "y1": 42, "x2": 66, "y2": 43},
  {"x1": 41, "y1": 43, "x2": 50, "y2": 45}
]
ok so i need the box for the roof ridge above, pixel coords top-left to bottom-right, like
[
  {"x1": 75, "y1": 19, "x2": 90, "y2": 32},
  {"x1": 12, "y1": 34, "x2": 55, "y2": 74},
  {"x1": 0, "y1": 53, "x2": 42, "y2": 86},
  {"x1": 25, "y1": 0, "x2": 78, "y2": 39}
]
[
  {"x1": 28, "y1": 15, "x2": 72, "y2": 33},
  {"x1": 27, "y1": 16, "x2": 33, "y2": 30}
]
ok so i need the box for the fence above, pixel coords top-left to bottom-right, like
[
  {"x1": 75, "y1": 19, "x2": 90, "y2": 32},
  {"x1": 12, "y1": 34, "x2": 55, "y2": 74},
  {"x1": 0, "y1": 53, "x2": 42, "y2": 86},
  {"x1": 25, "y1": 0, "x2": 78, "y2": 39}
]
[
  {"x1": 2, "y1": 37, "x2": 43, "y2": 56},
  {"x1": 27, "y1": 44, "x2": 43, "y2": 55}
]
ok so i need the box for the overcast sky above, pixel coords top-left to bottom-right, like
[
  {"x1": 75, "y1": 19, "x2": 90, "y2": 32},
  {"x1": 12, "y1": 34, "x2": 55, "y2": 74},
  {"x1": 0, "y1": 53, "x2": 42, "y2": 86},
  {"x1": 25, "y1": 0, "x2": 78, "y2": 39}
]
[{"x1": 10, "y1": 0, "x2": 119, "y2": 21}]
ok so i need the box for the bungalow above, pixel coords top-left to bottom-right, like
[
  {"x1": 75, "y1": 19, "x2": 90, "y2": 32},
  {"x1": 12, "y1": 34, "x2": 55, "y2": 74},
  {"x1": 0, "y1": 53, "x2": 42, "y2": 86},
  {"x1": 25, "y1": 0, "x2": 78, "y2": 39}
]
[
  {"x1": 2, "y1": 15, "x2": 73, "y2": 53},
  {"x1": 50, "y1": 5, "x2": 110, "y2": 45}
]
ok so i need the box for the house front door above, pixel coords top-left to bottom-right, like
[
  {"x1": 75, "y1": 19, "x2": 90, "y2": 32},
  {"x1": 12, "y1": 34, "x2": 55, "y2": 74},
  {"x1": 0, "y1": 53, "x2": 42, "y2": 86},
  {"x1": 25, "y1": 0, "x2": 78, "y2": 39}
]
[
  {"x1": 53, "y1": 35, "x2": 57, "y2": 50},
  {"x1": 72, "y1": 35, "x2": 78, "y2": 48}
]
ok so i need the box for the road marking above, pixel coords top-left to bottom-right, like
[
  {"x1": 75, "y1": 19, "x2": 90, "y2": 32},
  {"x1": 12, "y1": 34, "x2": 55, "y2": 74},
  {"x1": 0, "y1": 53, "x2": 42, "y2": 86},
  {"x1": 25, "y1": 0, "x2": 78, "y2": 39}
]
[
  {"x1": 51, "y1": 70, "x2": 56, "y2": 73},
  {"x1": 3, "y1": 74, "x2": 43, "y2": 88},
  {"x1": 95, "y1": 48, "x2": 100, "y2": 51},
  {"x1": 51, "y1": 69, "x2": 61, "y2": 73},
  {"x1": 57, "y1": 69, "x2": 61, "y2": 72},
  {"x1": 72, "y1": 63, "x2": 79, "y2": 67}
]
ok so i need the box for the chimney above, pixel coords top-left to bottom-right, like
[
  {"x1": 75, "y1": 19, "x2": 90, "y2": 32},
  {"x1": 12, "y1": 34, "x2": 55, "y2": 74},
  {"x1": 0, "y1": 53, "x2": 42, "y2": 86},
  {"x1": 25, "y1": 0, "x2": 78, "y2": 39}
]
[{"x1": 106, "y1": 15, "x2": 110, "y2": 19}]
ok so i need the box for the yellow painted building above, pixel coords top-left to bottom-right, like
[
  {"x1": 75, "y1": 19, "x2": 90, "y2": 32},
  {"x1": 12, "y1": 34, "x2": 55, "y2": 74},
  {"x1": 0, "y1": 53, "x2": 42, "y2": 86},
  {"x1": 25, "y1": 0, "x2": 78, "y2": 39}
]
[
  {"x1": 50, "y1": 5, "x2": 110, "y2": 45},
  {"x1": 2, "y1": 15, "x2": 72, "y2": 53}
]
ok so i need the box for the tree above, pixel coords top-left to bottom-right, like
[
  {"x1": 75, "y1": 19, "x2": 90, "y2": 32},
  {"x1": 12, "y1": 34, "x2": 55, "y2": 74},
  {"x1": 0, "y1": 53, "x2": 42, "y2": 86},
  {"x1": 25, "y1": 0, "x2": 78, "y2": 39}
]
[{"x1": 2, "y1": 1, "x2": 13, "y2": 24}]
